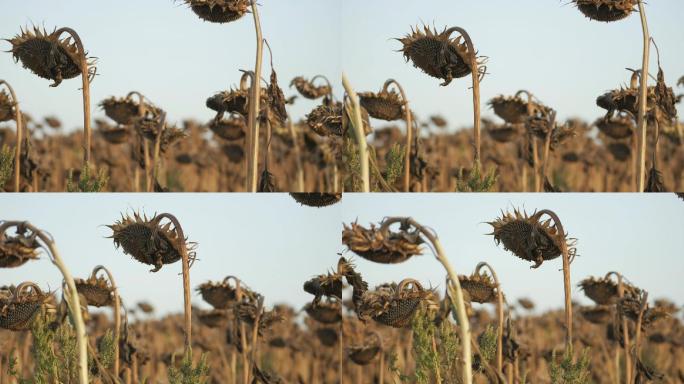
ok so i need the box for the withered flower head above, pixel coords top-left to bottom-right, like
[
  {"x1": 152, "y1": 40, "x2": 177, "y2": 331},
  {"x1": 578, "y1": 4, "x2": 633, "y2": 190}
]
[
  {"x1": 0, "y1": 282, "x2": 50, "y2": 331},
  {"x1": 197, "y1": 276, "x2": 256, "y2": 310},
  {"x1": 100, "y1": 96, "x2": 149, "y2": 126},
  {"x1": 303, "y1": 269, "x2": 343, "y2": 303},
  {"x1": 578, "y1": 276, "x2": 640, "y2": 305},
  {"x1": 573, "y1": 0, "x2": 637, "y2": 22},
  {"x1": 398, "y1": 25, "x2": 483, "y2": 86},
  {"x1": 304, "y1": 299, "x2": 341, "y2": 324},
  {"x1": 0, "y1": 90, "x2": 14, "y2": 122},
  {"x1": 7, "y1": 26, "x2": 95, "y2": 87},
  {"x1": 458, "y1": 272, "x2": 497, "y2": 304},
  {"x1": 358, "y1": 279, "x2": 436, "y2": 328},
  {"x1": 198, "y1": 309, "x2": 231, "y2": 328},
  {"x1": 342, "y1": 220, "x2": 423, "y2": 264},
  {"x1": 486, "y1": 123, "x2": 520, "y2": 143},
  {"x1": 488, "y1": 209, "x2": 577, "y2": 268},
  {"x1": 358, "y1": 88, "x2": 404, "y2": 121},
  {"x1": 185, "y1": 0, "x2": 250, "y2": 24},
  {"x1": 74, "y1": 275, "x2": 114, "y2": 308},
  {"x1": 430, "y1": 115, "x2": 447, "y2": 128},
  {"x1": 580, "y1": 305, "x2": 613, "y2": 324},
  {"x1": 108, "y1": 212, "x2": 196, "y2": 272},
  {"x1": 222, "y1": 143, "x2": 245, "y2": 163},
  {"x1": 290, "y1": 76, "x2": 331, "y2": 100},
  {"x1": 96, "y1": 119, "x2": 130, "y2": 145},
  {"x1": 488, "y1": 95, "x2": 534, "y2": 124},
  {"x1": 347, "y1": 333, "x2": 381, "y2": 365},
  {"x1": 290, "y1": 193, "x2": 342, "y2": 207},
  {"x1": 644, "y1": 167, "x2": 665, "y2": 192},
  {"x1": 306, "y1": 102, "x2": 344, "y2": 137},
  {"x1": 595, "y1": 115, "x2": 634, "y2": 140},
  {"x1": 0, "y1": 225, "x2": 40, "y2": 269}
]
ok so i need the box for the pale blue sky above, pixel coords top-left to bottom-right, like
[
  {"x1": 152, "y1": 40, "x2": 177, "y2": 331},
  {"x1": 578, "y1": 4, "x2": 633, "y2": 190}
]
[
  {"x1": 2, "y1": 1, "x2": 683, "y2": 133},
  {"x1": 1, "y1": 193, "x2": 682, "y2": 316}
]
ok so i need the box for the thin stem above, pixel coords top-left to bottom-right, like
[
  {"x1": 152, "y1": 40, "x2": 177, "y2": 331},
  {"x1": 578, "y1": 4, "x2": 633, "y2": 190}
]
[
  {"x1": 632, "y1": 291, "x2": 648, "y2": 382},
  {"x1": 379, "y1": 217, "x2": 472, "y2": 384},
  {"x1": 0, "y1": 81, "x2": 22, "y2": 192},
  {"x1": 0, "y1": 221, "x2": 89, "y2": 383},
  {"x1": 151, "y1": 214, "x2": 192, "y2": 352},
  {"x1": 475, "y1": 262, "x2": 504, "y2": 376},
  {"x1": 151, "y1": 111, "x2": 167, "y2": 190},
  {"x1": 540, "y1": 111, "x2": 557, "y2": 188},
  {"x1": 444, "y1": 27, "x2": 481, "y2": 166},
  {"x1": 92, "y1": 265, "x2": 121, "y2": 376},
  {"x1": 247, "y1": 2, "x2": 264, "y2": 192},
  {"x1": 342, "y1": 73, "x2": 370, "y2": 192},
  {"x1": 635, "y1": 0, "x2": 650, "y2": 192},
  {"x1": 531, "y1": 210, "x2": 572, "y2": 347},
  {"x1": 383, "y1": 79, "x2": 412, "y2": 192},
  {"x1": 606, "y1": 271, "x2": 631, "y2": 384},
  {"x1": 54, "y1": 28, "x2": 91, "y2": 168}
]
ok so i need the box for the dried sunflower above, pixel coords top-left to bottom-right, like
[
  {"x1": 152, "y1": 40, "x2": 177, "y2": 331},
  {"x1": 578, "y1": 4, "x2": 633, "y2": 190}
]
[
  {"x1": 489, "y1": 95, "x2": 533, "y2": 124},
  {"x1": 578, "y1": 276, "x2": 639, "y2": 305},
  {"x1": 197, "y1": 276, "x2": 255, "y2": 309},
  {"x1": 458, "y1": 272, "x2": 497, "y2": 304},
  {"x1": 96, "y1": 120, "x2": 130, "y2": 145},
  {"x1": 290, "y1": 192, "x2": 341, "y2": 207},
  {"x1": 0, "y1": 90, "x2": 14, "y2": 122},
  {"x1": 347, "y1": 332, "x2": 381, "y2": 365},
  {"x1": 209, "y1": 114, "x2": 246, "y2": 141},
  {"x1": 74, "y1": 275, "x2": 114, "y2": 307},
  {"x1": 573, "y1": 0, "x2": 637, "y2": 22},
  {"x1": 303, "y1": 271, "x2": 343, "y2": 304},
  {"x1": 206, "y1": 87, "x2": 268, "y2": 116},
  {"x1": 290, "y1": 76, "x2": 331, "y2": 100},
  {"x1": 7, "y1": 26, "x2": 95, "y2": 87},
  {"x1": 304, "y1": 300, "x2": 341, "y2": 324},
  {"x1": 306, "y1": 102, "x2": 344, "y2": 137},
  {"x1": 580, "y1": 305, "x2": 613, "y2": 324},
  {"x1": 198, "y1": 309, "x2": 231, "y2": 328},
  {"x1": 0, "y1": 283, "x2": 50, "y2": 331},
  {"x1": 343, "y1": 220, "x2": 423, "y2": 264},
  {"x1": 185, "y1": 0, "x2": 250, "y2": 24},
  {"x1": 100, "y1": 97, "x2": 147, "y2": 126},
  {"x1": 488, "y1": 209, "x2": 577, "y2": 268},
  {"x1": 606, "y1": 142, "x2": 631, "y2": 162},
  {"x1": 358, "y1": 88, "x2": 404, "y2": 121},
  {"x1": 0, "y1": 226, "x2": 40, "y2": 269},
  {"x1": 398, "y1": 25, "x2": 481, "y2": 86},
  {"x1": 595, "y1": 115, "x2": 634, "y2": 139},
  {"x1": 358, "y1": 279, "x2": 435, "y2": 328},
  {"x1": 108, "y1": 212, "x2": 196, "y2": 272},
  {"x1": 486, "y1": 124, "x2": 520, "y2": 143}
]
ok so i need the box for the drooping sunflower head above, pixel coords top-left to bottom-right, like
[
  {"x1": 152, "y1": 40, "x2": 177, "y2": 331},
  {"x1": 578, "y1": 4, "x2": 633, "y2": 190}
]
[
  {"x1": 573, "y1": 0, "x2": 637, "y2": 22},
  {"x1": 184, "y1": 0, "x2": 251, "y2": 23},
  {"x1": 290, "y1": 76, "x2": 331, "y2": 100},
  {"x1": 358, "y1": 279, "x2": 436, "y2": 328},
  {"x1": 398, "y1": 25, "x2": 482, "y2": 86},
  {"x1": 358, "y1": 88, "x2": 404, "y2": 121},
  {"x1": 347, "y1": 335, "x2": 381, "y2": 365},
  {"x1": 580, "y1": 305, "x2": 613, "y2": 324},
  {"x1": 306, "y1": 102, "x2": 344, "y2": 137},
  {"x1": 459, "y1": 272, "x2": 498, "y2": 304},
  {"x1": 0, "y1": 226, "x2": 40, "y2": 269},
  {"x1": 488, "y1": 95, "x2": 530, "y2": 124},
  {"x1": 108, "y1": 212, "x2": 196, "y2": 272},
  {"x1": 488, "y1": 209, "x2": 576, "y2": 268},
  {"x1": 342, "y1": 220, "x2": 423, "y2": 264},
  {"x1": 7, "y1": 26, "x2": 95, "y2": 87},
  {"x1": 96, "y1": 119, "x2": 131, "y2": 145},
  {"x1": 595, "y1": 115, "x2": 634, "y2": 140},
  {"x1": 486, "y1": 123, "x2": 521, "y2": 143},
  {"x1": 99, "y1": 96, "x2": 144, "y2": 126},
  {"x1": 0, "y1": 282, "x2": 50, "y2": 331},
  {"x1": 0, "y1": 90, "x2": 14, "y2": 122},
  {"x1": 304, "y1": 299, "x2": 342, "y2": 324},
  {"x1": 198, "y1": 309, "x2": 232, "y2": 328},
  {"x1": 290, "y1": 192, "x2": 342, "y2": 208},
  {"x1": 606, "y1": 142, "x2": 631, "y2": 162},
  {"x1": 74, "y1": 275, "x2": 114, "y2": 308},
  {"x1": 579, "y1": 276, "x2": 640, "y2": 305}
]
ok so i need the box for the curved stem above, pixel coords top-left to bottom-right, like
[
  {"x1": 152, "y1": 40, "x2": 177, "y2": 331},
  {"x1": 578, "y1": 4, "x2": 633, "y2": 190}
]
[
  {"x1": 531, "y1": 210, "x2": 572, "y2": 347},
  {"x1": 383, "y1": 79, "x2": 412, "y2": 192},
  {"x1": 605, "y1": 271, "x2": 631, "y2": 384},
  {"x1": 0, "y1": 221, "x2": 89, "y2": 383},
  {"x1": 54, "y1": 28, "x2": 91, "y2": 168},
  {"x1": 380, "y1": 217, "x2": 472, "y2": 384},
  {"x1": 540, "y1": 110, "x2": 557, "y2": 188},
  {"x1": 444, "y1": 27, "x2": 481, "y2": 166},
  {"x1": 92, "y1": 265, "x2": 121, "y2": 377},
  {"x1": 475, "y1": 262, "x2": 503, "y2": 376},
  {"x1": 635, "y1": 0, "x2": 650, "y2": 192},
  {"x1": 151, "y1": 111, "x2": 167, "y2": 191},
  {"x1": 0, "y1": 81, "x2": 22, "y2": 192},
  {"x1": 342, "y1": 73, "x2": 370, "y2": 192},
  {"x1": 151, "y1": 214, "x2": 192, "y2": 352},
  {"x1": 247, "y1": 2, "x2": 264, "y2": 193}
]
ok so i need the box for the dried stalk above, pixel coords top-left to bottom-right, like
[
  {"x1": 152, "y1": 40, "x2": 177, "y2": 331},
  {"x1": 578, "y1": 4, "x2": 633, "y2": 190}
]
[
  {"x1": 342, "y1": 73, "x2": 370, "y2": 192},
  {"x1": 635, "y1": 0, "x2": 650, "y2": 192},
  {"x1": 0, "y1": 80, "x2": 22, "y2": 192}
]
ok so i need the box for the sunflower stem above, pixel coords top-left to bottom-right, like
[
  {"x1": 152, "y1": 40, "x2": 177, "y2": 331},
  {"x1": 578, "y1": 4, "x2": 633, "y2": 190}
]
[
  {"x1": 342, "y1": 73, "x2": 370, "y2": 192},
  {"x1": 0, "y1": 81, "x2": 22, "y2": 192},
  {"x1": 247, "y1": 1, "x2": 264, "y2": 193},
  {"x1": 383, "y1": 79, "x2": 412, "y2": 192},
  {"x1": 635, "y1": 0, "x2": 650, "y2": 192},
  {"x1": 151, "y1": 111, "x2": 167, "y2": 191},
  {"x1": 92, "y1": 265, "x2": 121, "y2": 377},
  {"x1": 606, "y1": 271, "x2": 631, "y2": 384}
]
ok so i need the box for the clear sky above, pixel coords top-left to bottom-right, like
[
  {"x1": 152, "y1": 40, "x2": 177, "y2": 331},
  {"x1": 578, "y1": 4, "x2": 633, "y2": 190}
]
[
  {"x1": 0, "y1": 0, "x2": 342, "y2": 132},
  {"x1": 1, "y1": 1, "x2": 683, "y2": 133},
  {"x1": 1, "y1": 193, "x2": 682, "y2": 316}
]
